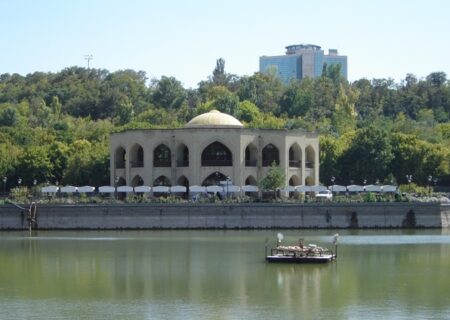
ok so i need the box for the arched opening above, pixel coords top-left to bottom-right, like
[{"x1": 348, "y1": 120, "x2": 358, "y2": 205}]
[
  {"x1": 305, "y1": 176, "x2": 315, "y2": 186},
  {"x1": 201, "y1": 142, "x2": 232, "y2": 167},
  {"x1": 245, "y1": 143, "x2": 258, "y2": 167},
  {"x1": 177, "y1": 175, "x2": 189, "y2": 187},
  {"x1": 289, "y1": 175, "x2": 301, "y2": 186},
  {"x1": 289, "y1": 143, "x2": 301, "y2": 168},
  {"x1": 130, "y1": 144, "x2": 144, "y2": 168},
  {"x1": 115, "y1": 147, "x2": 126, "y2": 169},
  {"x1": 154, "y1": 144, "x2": 171, "y2": 167},
  {"x1": 262, "y1": 144, "x2": 279, "y2": 166},
  {"x1": 131, "y1": 175, "x2": 144, "y2": 187},
  {"x1": 245, "y1": 175, "x2": 257, "y2": 186},
  {"x1": 176, "y1": 144, "x2": 189, "y2": 167},
  {"x1": 116, "y1": 176, "x2": 126, "y2": 186},
  {"x1": 202, "y1": 172, "x2": 227, "y2": 186},
  {"x1": 153, "y1": 175, "x2": 171, "y2": 186},
  {"x1": 305, "y1": 145, "x2": 315, "y2": 169}
]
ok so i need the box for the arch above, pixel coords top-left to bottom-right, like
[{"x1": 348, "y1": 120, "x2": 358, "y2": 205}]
[
  {"x1": 262, "y1": 144, "x2": 279, "y2": 166},
  {"x1": 154, "y1": 144, "x2": 171, "y2": 167},
  {"x1": 130, "y1": 143, "x2": 144, "y2": 168},
  {"x1": 176, "y1": 144, "x2": 189, "y2": 167},
  {"x1": 245, "y1": 175, "x2": 257, "y2": 186},
  {"x1": 305, "y1": 176, "x2": 315, "y2": 186},
  {"x1": 114, "y1": 147, "x2": 126, "y2": 169},
  {"x1": 289, "y1": 143, "x2": 302, "y2": 168},
  {"x1": 289, "y1": 175, "x2": 301, "y2": 186},
  {"x1": 116, "y1": 176, "x2": 126, "y2": 186},
  {"x1": 131, "y1": 175, "x2": 144, "y2": 187},
  {"x1": 245, "y1": 143, "x2": 258, "y2": 167},
  {"x1": 305, "y1": 145, "x2": 315, "y2": 169},
  {"x1": 201, "y1": 141, "x2": 232, "y2": 167},
  {"x1": 202, "y1": 171, "x2": 227, "y2": 186},
  {"x1": 177, "y1": 175, "x2": 189, "y2": 187},
  {"x1": 153, "y1": 175, "x2": 171, "y2": 186}
]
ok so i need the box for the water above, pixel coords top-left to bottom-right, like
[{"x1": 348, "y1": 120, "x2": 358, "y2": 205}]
[{"x1": 1, "y1": 229, "x2": 450, "y2": 320}]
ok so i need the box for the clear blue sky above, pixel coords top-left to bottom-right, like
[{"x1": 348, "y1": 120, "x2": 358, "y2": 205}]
[{"x1": 1, "y1": 0, "x2": 449, "y2": 88}]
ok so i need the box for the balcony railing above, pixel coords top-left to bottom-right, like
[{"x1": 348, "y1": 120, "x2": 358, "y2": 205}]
[
  {"x1": 306, "y1": 161, "x2": 314, "y2": 168},
  {"x1": 262, "y1": 159, "x2": 280, "y2": 167},
  {"x1": 289, "y1": 160, "x2": 301, "y2": 168},
  {"x1": 245, "y1": 159, "x2": 257, "y2": 167},
  {"x1": 177, "y1": 160, "x2": 189, "y2": 167},
  {"x1": 115, "y1": 162, "x2": 125, "y2": 169},
  {"x1": 201, "y1": 159, "x2": 232, "y2": 167},
  {"x1": 131, "y1": 161, "x2": 143, "y2": 168},
  {"x1": 154, "y1": 160, "x2": 171, "y2": 167}
]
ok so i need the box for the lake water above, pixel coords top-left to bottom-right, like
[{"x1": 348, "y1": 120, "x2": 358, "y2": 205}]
[{"x1": 1, "y1": 229, "x2": 450, "y2": 320}]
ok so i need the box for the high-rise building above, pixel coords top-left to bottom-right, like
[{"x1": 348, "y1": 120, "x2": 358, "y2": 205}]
[{"x1": 259, "y1": 44, "x2": 347, "y2": 83}]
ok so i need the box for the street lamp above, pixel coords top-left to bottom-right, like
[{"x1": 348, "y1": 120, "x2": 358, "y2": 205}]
[
  {"x1": 330, "y1": 176, "x2": 335, "y2": 196},
  {"x1": 33, "y1": 179, "x2": 37, "y2": 198},
  {"x1": 406, "y1": 174, "x2": 413, "y2": 193},
  {"x1": 2, "y1": 176, "x2": 7, "y2": 194},
  {"x1": 428, "y1": 175, "x2": 432, "y2": 195},
  {"x1": 114, "y1": 176, "x2": 120, "y2": 200},
  {"x1": 226, "y1": 176, "x2": 231, "y2": 198},
  {"x1": 18, "y1": 177, "x2": 22, "y2": 187}
]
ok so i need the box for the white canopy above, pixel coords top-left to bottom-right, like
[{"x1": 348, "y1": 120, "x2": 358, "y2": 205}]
[
  {"x1": 60, "y1": 185, "x2": 77, "y2": 193},
  {"x1": 330, "y1": 185, "x2": 347, "y2": 192},
  {"x1": 365, "y1": 184, "x2": 382, "y2": 192},
  {"x1": 295, "y1": 185, "x2": 311, "y2": 192},
  {"x1": 117, "y1": 186, "x2": 133, "y2": 193},
  {"x1": 152, "y1": 186, "x2": 170, "y2": 193},
  {"x1": 41, "y1": 185, "x2": 59, "y2": 193},
  {"x1": 206, "y1": 185, "x2": 223, "y2": 193},
  {"x1": 225, "y1": 185, "x2": 241, "y2": 193},
  {"x1": 134, "y1": 186, "x2": 151, "y2": 193},
  {"x1": 242, "y1": 185, "x2": 259, "y2": 192},
  {"x1": 170, "y1": 185, "x2": 186, "y2": 193},
  {"x1": 280, "y1": 186, "x2": 296, "y2": 192},
  {"x1": 98, "y1": 186, "x2": 115, "y2": 193},
  {"x1": 78, "y1": 186, "x2": 95, "y2": 193},
  {"x1": 347, "y1": 185, "x2": 364, "y2": 192},
  {"x1": 382, "y1": 185, "x2": 398, "y2": 193},
  {"x1": 190, "y1": 185, "x2": 206, "y2": 193},
  {"x1": 310, "y1": 185, "x2": 328, "y2": 192}
]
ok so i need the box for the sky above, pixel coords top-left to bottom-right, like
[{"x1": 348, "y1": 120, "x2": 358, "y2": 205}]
[{"x1": 1, "y1": 0, "x2": 449, "y2": 88}]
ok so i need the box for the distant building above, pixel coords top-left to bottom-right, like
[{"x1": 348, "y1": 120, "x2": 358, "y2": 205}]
[{"x1": 259, "y1": 44, "x2": 347, "y2": 83}]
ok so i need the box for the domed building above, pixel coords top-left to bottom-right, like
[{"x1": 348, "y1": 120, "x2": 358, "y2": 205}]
[{"x1": 110, "y1": 110, "x2": 319, "y2": 190}]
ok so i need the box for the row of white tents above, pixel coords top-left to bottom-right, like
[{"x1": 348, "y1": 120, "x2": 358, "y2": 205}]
[
  {"x1": 41, "y1": 184, "x2": 260, "y2": 194},
  {"x1": 41, "y1": 184, "x2": 397, "y2": 194},
  {"x1": 282, "y1": 184, "x2": 398, "y2": 193}
]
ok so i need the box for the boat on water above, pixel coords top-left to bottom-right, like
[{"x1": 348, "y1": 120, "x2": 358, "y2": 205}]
[{"x1": 265, "y1": 233, "x2": 338, "y2": 263}]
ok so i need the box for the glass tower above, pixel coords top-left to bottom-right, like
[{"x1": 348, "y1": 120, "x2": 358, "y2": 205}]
[{"x1": 259, "y1": 44, "x2": 347, "y2": 83}]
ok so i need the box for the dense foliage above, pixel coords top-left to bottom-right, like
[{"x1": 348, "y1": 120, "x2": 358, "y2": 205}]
[{"x1": 0, "y1": 61, "x2": 449, "y2": 190}]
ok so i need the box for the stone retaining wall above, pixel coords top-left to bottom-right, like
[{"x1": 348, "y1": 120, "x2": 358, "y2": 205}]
[{"x1": 0, "y1": 203, "x2": 448, "y2": 230}]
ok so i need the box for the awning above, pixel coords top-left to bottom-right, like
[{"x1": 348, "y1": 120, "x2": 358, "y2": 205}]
[{"x1": 134, "y1": 186, "x2": 151, "y2": 193}]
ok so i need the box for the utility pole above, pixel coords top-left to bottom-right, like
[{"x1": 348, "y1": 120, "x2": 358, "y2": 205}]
[{"x1": 84, "y1": 54, "x2": 93, "y2": 69}]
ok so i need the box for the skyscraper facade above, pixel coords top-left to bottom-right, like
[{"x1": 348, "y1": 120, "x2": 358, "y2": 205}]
[{"x1": 259, "y1": 44, "x2": 347, "y2": 83}]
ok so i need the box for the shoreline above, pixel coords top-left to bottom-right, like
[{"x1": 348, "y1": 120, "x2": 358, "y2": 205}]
[{"x1": 1, "y1": 202, "x2": 449, "y2": 230}]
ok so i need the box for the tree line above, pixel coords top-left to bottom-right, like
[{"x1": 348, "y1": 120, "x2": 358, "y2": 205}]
[{"x1": 0, "y1": 59, "x2": 449, "y2": 190}]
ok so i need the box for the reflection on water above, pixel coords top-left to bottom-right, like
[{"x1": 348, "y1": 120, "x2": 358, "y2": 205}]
[{"x1": 1, "y1": 230, "x2": 450, "y2": 319}]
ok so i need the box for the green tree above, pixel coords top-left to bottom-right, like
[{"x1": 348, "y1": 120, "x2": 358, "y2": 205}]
[
  {"x1": 260, "y1": 162, "x2": 285, "y2": 196},
  {"x1": 152, "y1": 76, "x2": 187, "y2": 111},
  {"x1": 339, "y1": 126, "x2": 393, "y2": 184},
  {"x1": 0, "y1": 107, "x2": 18, "y2": 126}
]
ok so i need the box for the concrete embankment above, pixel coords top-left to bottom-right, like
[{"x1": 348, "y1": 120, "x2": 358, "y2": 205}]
[{"x1": 0, "y1": 202, "x2": 449, "y2": 230}]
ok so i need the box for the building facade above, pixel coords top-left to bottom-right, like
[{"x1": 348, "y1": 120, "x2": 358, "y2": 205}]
[
  {"x1": 259, "y1": 44, "x2": 347, "y2": 83},
  {"x1": 110, "y1": 110, "x2": 319, "y2": 189}
]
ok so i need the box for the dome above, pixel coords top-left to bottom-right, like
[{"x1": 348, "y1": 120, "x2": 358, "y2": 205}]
[{"x1": 185, "y1": 110, "x2": 243, "y2": 128}]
